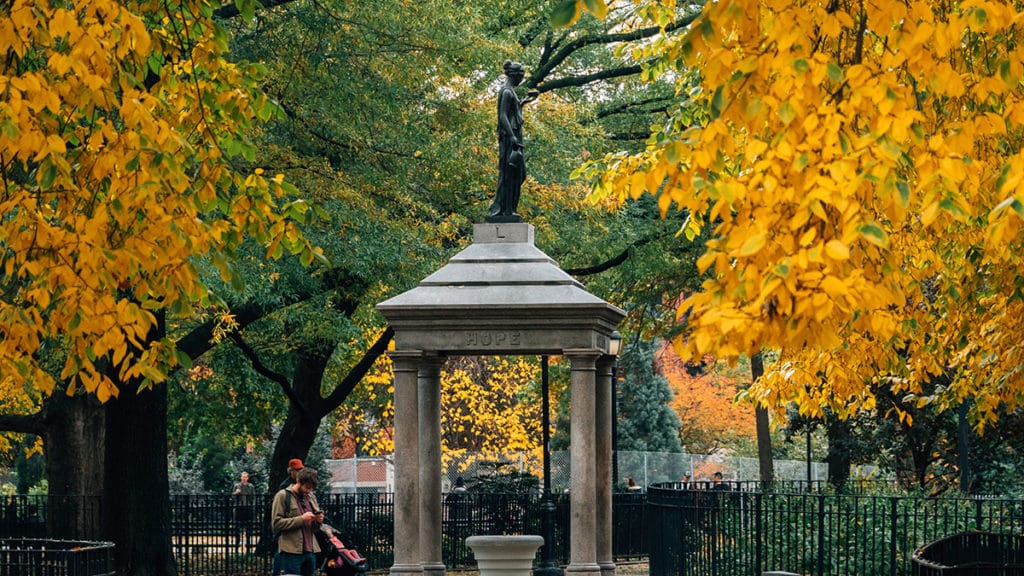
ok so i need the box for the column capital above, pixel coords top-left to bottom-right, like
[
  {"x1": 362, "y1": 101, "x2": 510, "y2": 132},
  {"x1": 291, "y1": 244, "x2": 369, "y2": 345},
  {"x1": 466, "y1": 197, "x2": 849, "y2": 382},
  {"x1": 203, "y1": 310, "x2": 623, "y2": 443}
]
[
  {"x1": 389, "y1": 350, "x2": 425, "y2": 371},
  {"x1": 418, "y1": 353, "x2": 446, "y2": 370},
  {"x1": 389, "y1": 349, "x2": 425, "y2": 358},
  {"x1": 564, "y1": 348, "x2": 605, "y2": 358},
  {"x1": 564, "y1": 349, "x2": 604, "y2": 371}
]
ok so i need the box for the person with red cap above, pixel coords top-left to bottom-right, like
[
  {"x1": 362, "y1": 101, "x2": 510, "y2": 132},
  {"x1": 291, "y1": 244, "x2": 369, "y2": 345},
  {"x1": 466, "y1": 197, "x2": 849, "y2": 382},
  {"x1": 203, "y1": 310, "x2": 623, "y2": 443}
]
[
  {"x1": 278, "y1": 458, "x2": 304, "y2": 491},
  {"x1": 271, "y1": 457, "x2": 307, "y2": 575}
]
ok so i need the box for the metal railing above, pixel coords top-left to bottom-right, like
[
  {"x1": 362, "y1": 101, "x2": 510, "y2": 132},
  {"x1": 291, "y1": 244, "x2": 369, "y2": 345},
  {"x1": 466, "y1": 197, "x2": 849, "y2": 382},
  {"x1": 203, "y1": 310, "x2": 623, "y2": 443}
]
[
  {"x1": 646, "y1": 483, "x2": 1024, "y2": 576},
  {"x1": 0, "y1": 493, "x2": 646, "y2": 575},
  {"x1": 8, "y1": 487, "x2": 1021, "y2": 576},
  {"x1": 0, "y1": 538, "x2": 115, "y2": 576},
  {"x1": 911, "y1": 532, "x2": 1024, "y2": 575}
]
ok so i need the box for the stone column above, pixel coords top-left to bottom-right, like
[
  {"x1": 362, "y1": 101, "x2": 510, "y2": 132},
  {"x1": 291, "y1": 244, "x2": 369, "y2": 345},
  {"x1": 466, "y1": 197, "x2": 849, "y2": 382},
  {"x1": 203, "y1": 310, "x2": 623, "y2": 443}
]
[
  {"x1": 419, "y1": 355, "x2": 446, "y2": 576},
  {"x1": 595, "y1": 355, "x2": 615, "y2": 576},
  {"x1": 390, "y1": 350, "x2": 423, "y2": 576},
  {"x1": 565, "y1": 349, "x2": 602, "y2": 576}
]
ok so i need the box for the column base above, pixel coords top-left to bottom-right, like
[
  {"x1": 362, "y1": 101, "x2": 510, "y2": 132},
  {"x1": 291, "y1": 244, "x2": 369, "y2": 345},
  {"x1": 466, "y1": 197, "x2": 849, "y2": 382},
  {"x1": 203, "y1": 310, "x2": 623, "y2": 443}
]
[
  {"x1": 422, "y1": 562, "x2": 446, "y2": 576},
  {"x1": 565, "y1": 563, "x2": 601, "y2": 576},
  {"x1": 598, "y1": 561, "x2": 616, "y2": 576},
  {"x1": 390, "y1": 563, "x2": 425, "y2": 576}
]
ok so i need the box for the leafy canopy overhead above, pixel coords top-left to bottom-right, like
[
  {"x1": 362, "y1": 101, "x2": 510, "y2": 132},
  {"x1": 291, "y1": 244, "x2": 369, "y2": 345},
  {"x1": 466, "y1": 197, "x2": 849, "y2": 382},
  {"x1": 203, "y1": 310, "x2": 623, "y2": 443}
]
[
  {"x1": 0, "y1": 0, "x2": 320, "y2": 401},
  {"x1": 576, "y1": 0, "x2": 1024, "y2": 427}
]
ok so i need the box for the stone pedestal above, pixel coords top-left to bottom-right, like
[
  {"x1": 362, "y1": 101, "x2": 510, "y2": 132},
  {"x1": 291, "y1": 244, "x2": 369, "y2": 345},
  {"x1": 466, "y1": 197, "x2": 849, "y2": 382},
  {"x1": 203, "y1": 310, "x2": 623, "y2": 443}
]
[{"x1": 466, "y1": 535, "x2": 544, "y2": 576}]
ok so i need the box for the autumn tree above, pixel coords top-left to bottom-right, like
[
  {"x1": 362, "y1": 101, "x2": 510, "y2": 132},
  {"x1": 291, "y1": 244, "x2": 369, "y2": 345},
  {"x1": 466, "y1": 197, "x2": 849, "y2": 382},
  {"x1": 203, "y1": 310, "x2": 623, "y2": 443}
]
[
  {"x1": 578, "y1": 0, "x2": 1024, "y2": 429},
  {"x1": 0, "y1": 0, "x2": 320, "y2": 572},
  {"x1": 336, "y1": 355, "x2": 542, "y2": 469},
  {"x1": 659, "y1": 343, "x2": 756, "y2": 454}
]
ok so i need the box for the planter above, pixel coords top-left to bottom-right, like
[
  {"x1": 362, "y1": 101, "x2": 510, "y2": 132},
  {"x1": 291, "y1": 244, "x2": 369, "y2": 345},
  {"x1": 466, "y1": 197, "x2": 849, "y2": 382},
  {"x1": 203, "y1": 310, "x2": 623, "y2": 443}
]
[{"x1": 465, "y1": 535, "x2": 544, "y2": 576}]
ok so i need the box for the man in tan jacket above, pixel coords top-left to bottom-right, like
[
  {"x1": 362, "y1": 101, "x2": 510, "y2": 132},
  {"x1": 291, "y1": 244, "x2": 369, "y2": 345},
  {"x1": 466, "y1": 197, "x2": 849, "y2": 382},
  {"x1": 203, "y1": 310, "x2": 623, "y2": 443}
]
[{"x1": 272, "y1": 467, "x2": 325, "y2": 575}]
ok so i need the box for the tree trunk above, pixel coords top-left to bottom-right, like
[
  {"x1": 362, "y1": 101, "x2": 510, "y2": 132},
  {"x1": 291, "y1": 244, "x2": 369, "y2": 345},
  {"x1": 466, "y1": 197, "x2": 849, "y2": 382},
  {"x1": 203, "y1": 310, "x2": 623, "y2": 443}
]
[
  {"x1": 957, "y1": 401, "x2": 972, "y2": 494},
  {"x1": 103, "y1": 311, "x2": 177, "y2": 576},
  {"x1": 44, "y1": 391, "x2": 105, "y2": 539},
  {"x1": 825, "y1": 417, "x2": 852, "y2": 491},
  {"x1": 751, "y1": 352, "x2": 774, "y2": 485},
  {"x1": 266, "y1": 343, "x2": 333, "y2": 490}
]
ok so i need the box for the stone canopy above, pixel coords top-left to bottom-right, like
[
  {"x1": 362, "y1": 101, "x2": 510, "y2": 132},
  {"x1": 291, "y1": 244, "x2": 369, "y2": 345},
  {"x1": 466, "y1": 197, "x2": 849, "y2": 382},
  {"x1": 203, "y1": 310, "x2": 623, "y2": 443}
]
[{"x1": 377, "y1": 223, "x2": 625, "y2": 355}]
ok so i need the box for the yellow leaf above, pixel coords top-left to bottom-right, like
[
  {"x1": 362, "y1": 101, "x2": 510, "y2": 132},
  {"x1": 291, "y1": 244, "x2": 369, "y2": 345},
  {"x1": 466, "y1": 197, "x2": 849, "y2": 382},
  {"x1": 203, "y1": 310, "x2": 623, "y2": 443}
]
[
  {"x1": 820, "y1": 275, "x2": 848, "y2": 297},
  {"x1": 737, "y1": 233, "x2": 767, "y2": 256},
  {"x1": 825, "y1": 240, "x2": 850, "y2": 260}
]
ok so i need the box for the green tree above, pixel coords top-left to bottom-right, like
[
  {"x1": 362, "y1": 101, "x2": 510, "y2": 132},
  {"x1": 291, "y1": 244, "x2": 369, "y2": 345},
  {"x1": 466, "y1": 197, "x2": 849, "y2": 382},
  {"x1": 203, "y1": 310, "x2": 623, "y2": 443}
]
[
  {"x1": 188, "y1": 0, "x2": 714, "y2": 493},
  {"x1": 616, "y1": 338, "x2": 683, "y2": 453}
]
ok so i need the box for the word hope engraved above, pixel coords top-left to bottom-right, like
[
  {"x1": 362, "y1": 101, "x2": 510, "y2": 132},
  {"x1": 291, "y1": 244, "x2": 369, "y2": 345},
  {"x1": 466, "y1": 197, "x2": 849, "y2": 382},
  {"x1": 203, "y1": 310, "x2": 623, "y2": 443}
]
[{"x1": 463, "y1": 330, "x2": 522, "y2": 347}]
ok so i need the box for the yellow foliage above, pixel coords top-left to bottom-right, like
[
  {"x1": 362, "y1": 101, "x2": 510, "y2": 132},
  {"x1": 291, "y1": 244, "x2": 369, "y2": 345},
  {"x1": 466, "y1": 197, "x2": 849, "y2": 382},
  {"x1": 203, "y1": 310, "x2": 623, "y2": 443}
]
[
  {"x1": 0, "y1": 0, "x2": 319, "y2": 400},
  {"x1": 585, "y1": 0, "x2": 1024, "y2": 428},
  {"x1": 344, "y1": 353, "x2": 542, "y2": 469}
]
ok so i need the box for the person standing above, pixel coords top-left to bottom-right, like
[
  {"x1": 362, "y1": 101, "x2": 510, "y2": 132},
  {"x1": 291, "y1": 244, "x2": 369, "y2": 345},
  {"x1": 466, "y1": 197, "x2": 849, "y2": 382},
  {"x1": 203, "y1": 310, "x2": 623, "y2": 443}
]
[
  {"x1": 272, "y1": 467, "x2": 325, "y2": 576},
  {"x1": 268, "y1": 458, "x2": 306, "y2": 575},
  {"x1": 232, "y1": 471, "x2": 256, "y2": 547},
  {"x1": 626, "y1": 476, "x2": 642, "y2": 492}
]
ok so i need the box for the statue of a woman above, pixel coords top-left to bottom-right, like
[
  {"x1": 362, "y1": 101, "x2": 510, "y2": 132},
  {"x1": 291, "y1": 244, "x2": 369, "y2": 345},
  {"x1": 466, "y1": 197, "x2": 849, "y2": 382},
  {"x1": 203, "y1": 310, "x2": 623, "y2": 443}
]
[{"x1": 487, "y1": 60, "x2": 536, "y2": 223}]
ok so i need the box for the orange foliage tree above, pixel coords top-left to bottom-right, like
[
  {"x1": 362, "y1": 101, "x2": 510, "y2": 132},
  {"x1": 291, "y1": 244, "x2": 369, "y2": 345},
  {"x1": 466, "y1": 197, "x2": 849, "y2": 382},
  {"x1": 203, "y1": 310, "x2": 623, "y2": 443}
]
[{"x1": 658, "y1": 343, "x2": 756, "y2": 454}]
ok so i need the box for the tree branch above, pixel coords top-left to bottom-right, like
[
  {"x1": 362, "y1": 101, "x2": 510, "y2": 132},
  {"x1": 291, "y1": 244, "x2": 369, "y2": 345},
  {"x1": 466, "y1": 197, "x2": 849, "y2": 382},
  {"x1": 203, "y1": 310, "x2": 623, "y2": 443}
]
[
  {"x1": 176, "y1": 268, "x2": 363, "y2": 360},
  {"x1": 229, "y1": 331, "x2": 309, "y2": 416},
  {"x1": 564, "y1": 232, "x2": 661, "y2": 276},
  {"x1": 0, "y1": 411, "x2": 45, "y2": 435},
  {"x1": 525, "y1": 15, "x2": 697, "y2": 91},
  {"x1": 536, "y1": 64, "x2": 644, "y2": 93},
  {"x1": 607, "y1": 130, "x2": 657, "y2": 142},
  {"x1": 214, "y1": 0, "x2": 299, "y2": 19},
  {"x1": 321, "y1": 326, "x2": 394, "y2": 415}
]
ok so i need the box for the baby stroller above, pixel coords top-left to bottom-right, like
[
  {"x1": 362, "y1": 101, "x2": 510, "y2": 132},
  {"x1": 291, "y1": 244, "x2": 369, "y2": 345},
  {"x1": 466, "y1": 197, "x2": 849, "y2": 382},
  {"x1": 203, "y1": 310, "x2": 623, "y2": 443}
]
[{"x1": 318, "y1": 527, "x2": 369, "y2": 576}]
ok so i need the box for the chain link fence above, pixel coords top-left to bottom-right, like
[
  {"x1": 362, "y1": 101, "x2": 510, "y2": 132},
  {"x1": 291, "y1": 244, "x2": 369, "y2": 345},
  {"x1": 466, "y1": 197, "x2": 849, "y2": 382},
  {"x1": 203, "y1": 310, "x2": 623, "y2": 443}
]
[{"x1": 324, "y1": 451, "x2": 864, "y2": 494}]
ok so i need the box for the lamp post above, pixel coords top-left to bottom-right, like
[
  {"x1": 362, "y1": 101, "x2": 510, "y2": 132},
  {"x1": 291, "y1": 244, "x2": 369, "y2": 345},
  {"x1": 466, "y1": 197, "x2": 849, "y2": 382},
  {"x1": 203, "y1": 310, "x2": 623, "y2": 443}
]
[
  {"x1": 608, "y1": 331, "x2": 622, "y2": 489},
  {"x1": 534, "y1": 355, "x2": 562, "y2": 576}
]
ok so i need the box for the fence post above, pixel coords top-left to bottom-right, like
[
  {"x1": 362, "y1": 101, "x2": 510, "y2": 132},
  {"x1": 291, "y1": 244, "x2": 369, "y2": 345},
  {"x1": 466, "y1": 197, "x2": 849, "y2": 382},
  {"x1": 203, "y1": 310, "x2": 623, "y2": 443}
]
[
  {"x1": 816, "y1": 494, "x2": 825, "y2": 576},
  {"x1": 754, "y1": 492, "x2": 762, "y2": 575},
  {"x1": 975, "y1": 497, "x2": 983, "y2": 530},
  {"x1": 889, "y1": 497, "x2": 898, "y2": 576}
]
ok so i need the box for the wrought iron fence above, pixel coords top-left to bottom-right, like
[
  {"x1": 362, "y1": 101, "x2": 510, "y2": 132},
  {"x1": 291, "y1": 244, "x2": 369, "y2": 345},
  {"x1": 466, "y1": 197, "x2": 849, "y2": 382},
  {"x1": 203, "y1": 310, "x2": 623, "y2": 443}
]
[
  {"x1": 11, "y1": 487, "x2": 1018, "y2": 576},
  {"x1": 646, "y1": 483, "x2": 1024, "y2": 576},
  {"x1": 0, "y1": 538, "x2": 115, "y2": 576},
  {"x1": 0, "y1": 492, "x2": 647, "y2": 575}
]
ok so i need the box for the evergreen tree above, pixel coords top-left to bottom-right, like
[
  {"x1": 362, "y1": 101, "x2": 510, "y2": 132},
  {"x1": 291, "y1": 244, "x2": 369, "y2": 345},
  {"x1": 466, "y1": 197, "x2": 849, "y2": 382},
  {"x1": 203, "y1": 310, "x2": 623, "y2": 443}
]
[{"x1": 616, "y1": 339, "x2": 683, "y2": 453}]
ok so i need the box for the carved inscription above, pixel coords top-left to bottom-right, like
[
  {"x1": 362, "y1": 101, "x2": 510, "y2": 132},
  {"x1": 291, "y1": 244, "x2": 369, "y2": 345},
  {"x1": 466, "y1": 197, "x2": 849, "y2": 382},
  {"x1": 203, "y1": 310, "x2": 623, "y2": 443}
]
[{"x1": 464, "y1": 331, "x2": 522, "y2": 347}]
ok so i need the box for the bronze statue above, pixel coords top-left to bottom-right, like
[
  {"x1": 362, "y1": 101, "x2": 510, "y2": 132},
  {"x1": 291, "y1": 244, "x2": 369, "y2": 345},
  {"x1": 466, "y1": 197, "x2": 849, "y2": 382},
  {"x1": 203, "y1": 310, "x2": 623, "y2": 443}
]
[{"x1": 486, "y1": 60, "x2": 537, "y2": 223}]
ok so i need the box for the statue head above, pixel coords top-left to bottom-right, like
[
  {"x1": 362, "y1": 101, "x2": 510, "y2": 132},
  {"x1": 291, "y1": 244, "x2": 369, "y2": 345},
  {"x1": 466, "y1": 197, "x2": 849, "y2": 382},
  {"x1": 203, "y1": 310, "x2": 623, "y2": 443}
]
[{"x1": 503, "y1": 60, "x2": 525, "y2": 85}]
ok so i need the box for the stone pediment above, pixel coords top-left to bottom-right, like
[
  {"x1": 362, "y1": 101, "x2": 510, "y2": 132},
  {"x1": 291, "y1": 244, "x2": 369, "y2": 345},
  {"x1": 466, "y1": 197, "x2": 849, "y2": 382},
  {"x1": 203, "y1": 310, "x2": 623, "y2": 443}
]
[{"x1": 376, "y1": 223, "x2": 625, "y2": 355}]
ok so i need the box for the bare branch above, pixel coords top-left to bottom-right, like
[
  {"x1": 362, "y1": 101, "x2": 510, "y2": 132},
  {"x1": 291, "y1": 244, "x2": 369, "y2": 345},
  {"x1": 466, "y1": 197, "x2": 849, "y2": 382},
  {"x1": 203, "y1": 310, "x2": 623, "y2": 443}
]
[
  {"x1": 321, "y1": 327, "x2": 394, "y2": 415},
  {"x1": 525, "y1": 15, "x2": 697, "y2": 91},
  {"x1": 229, "y1": 331, "x2": 309, "y2": 416}
]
